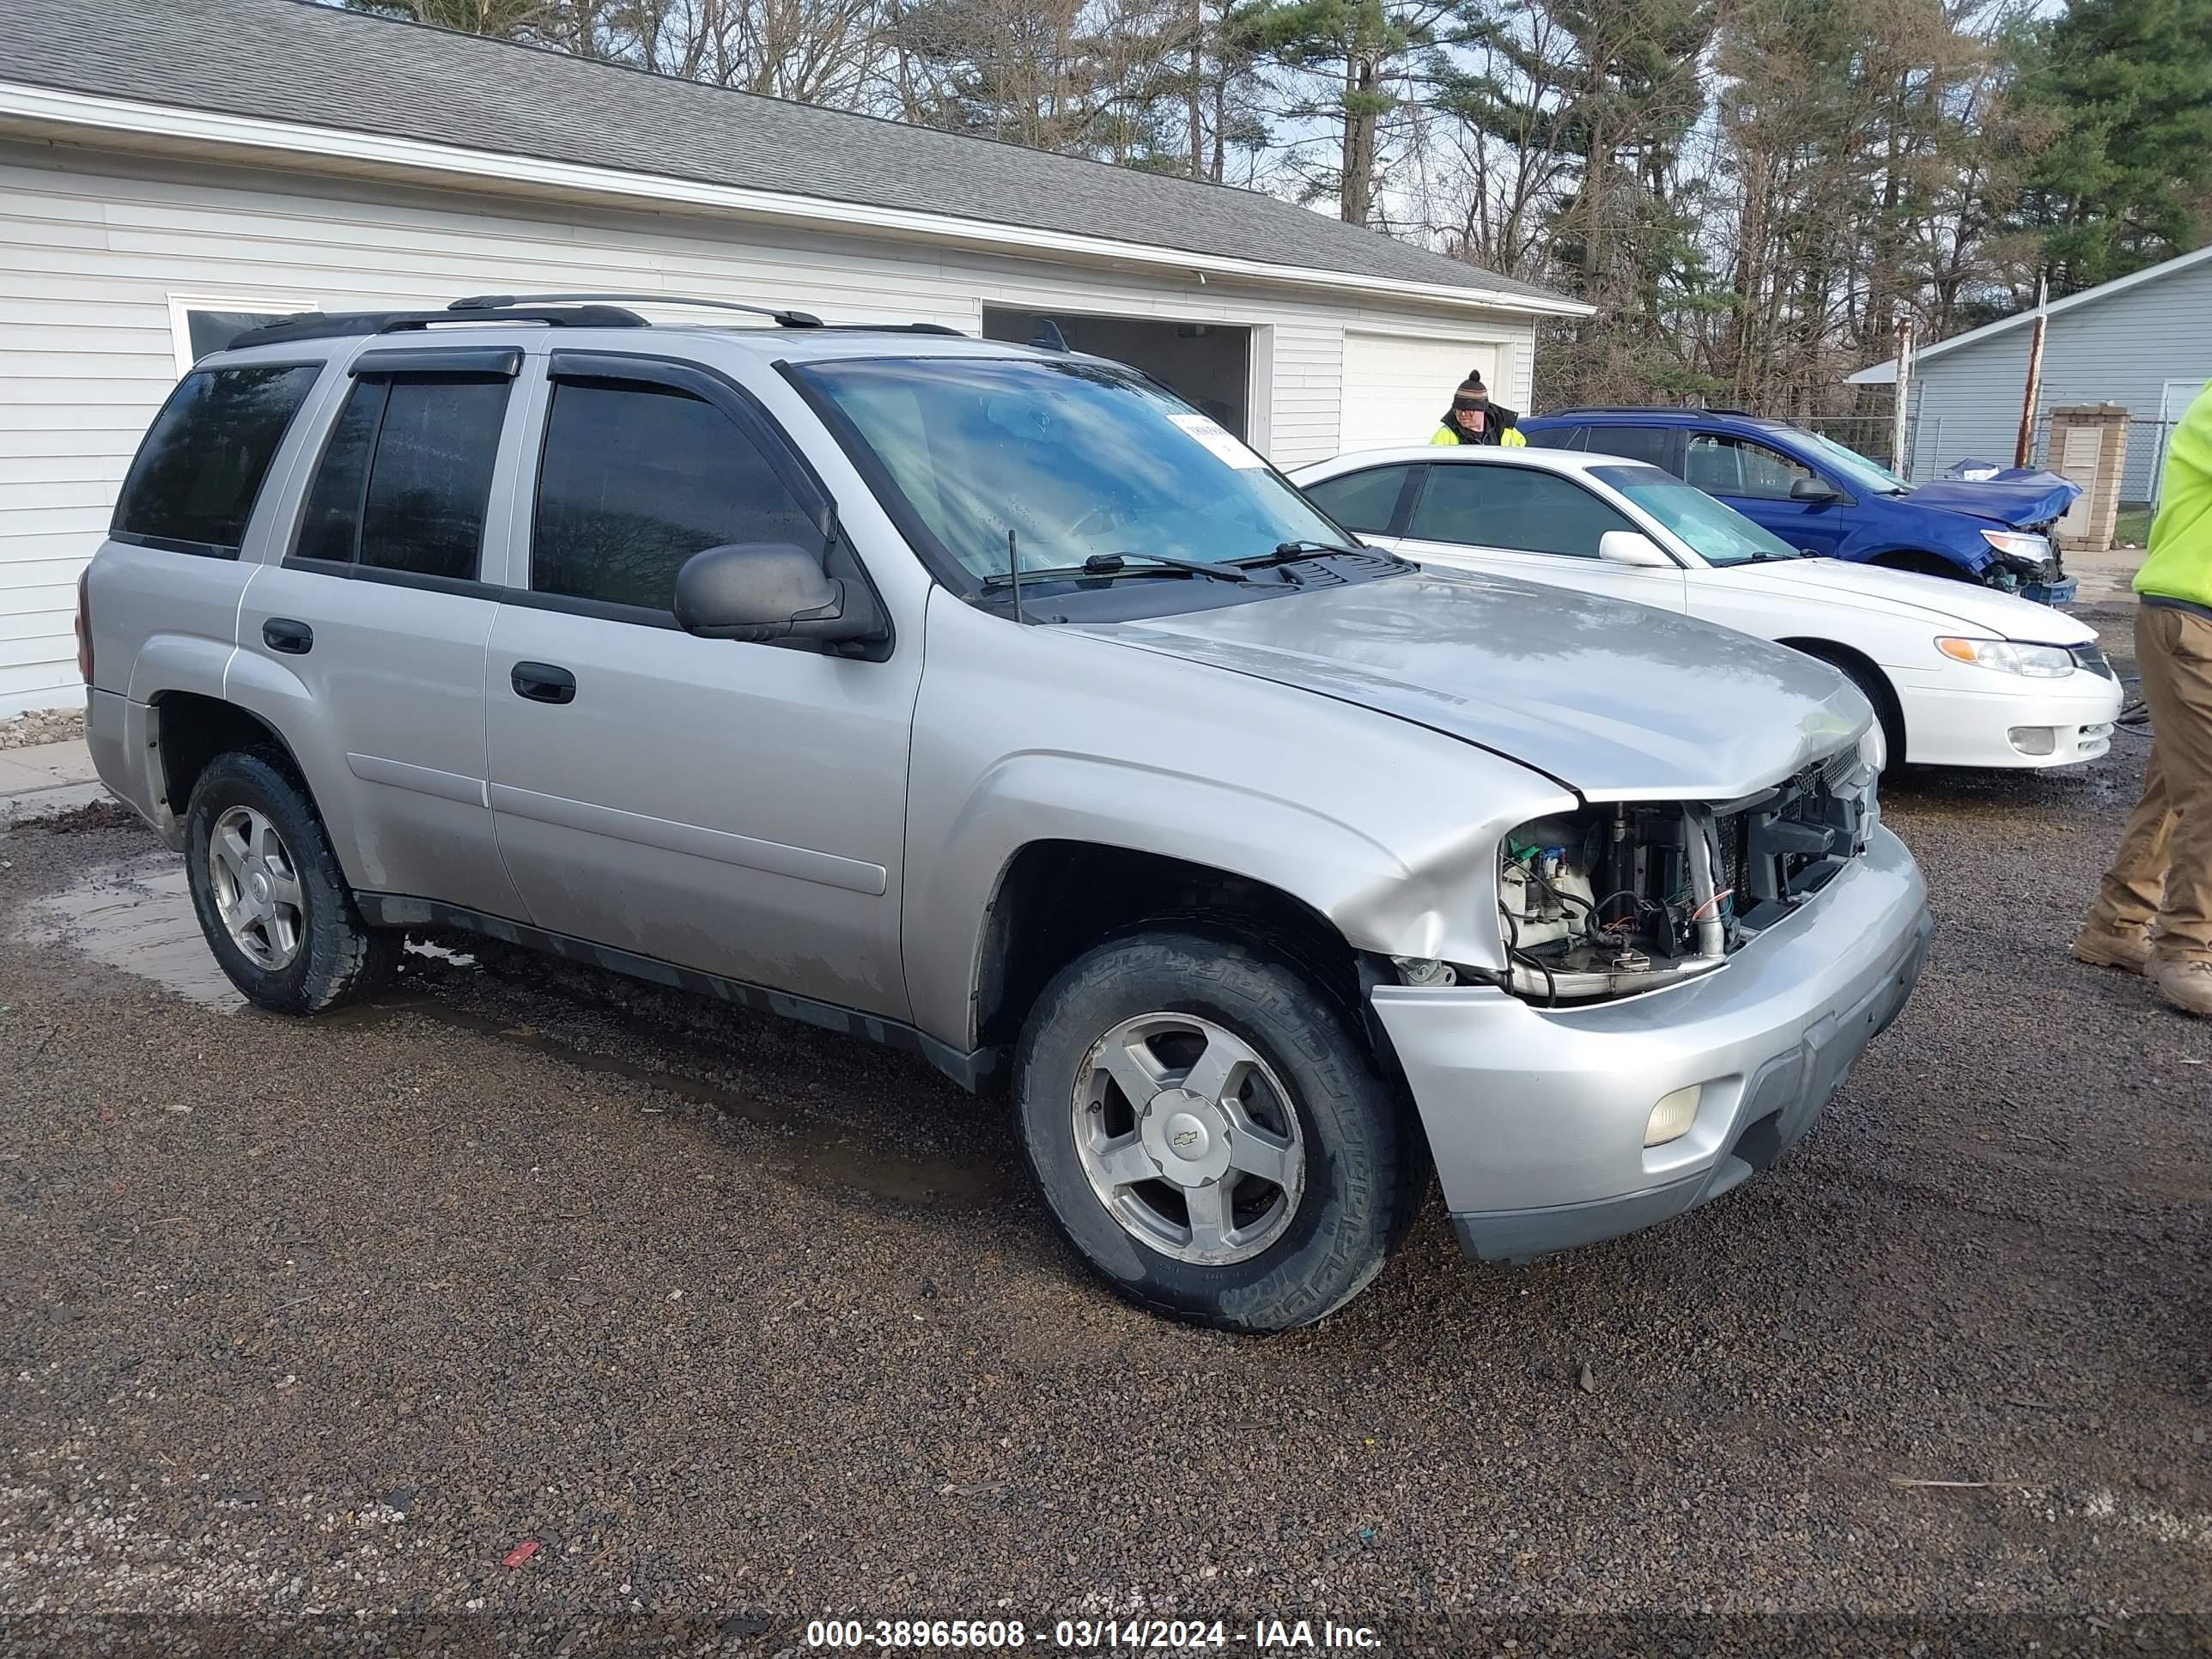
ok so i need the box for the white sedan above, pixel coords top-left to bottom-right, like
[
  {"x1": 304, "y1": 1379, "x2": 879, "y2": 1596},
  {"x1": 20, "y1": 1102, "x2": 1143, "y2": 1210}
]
[{"x1": 1290, "y1": 445, "x2": 2123, "y2": 769}]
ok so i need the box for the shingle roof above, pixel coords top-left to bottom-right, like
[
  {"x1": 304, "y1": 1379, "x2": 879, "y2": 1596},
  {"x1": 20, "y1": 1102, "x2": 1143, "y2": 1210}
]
[{"x1": 5, "y1": 0, "x2": 1571, "y2": 309}]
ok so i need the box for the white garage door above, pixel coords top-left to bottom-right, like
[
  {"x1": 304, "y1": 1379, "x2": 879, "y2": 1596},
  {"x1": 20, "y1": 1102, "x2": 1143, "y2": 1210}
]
[{"x1": 1340, "y1": 333, "x2": 1498, "y2": 453}]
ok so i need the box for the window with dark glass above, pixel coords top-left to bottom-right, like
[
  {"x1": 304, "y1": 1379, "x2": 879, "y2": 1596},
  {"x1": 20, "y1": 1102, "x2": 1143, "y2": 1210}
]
[
  {"x1": 1406, "y1": 465, "x2": 1636, "y2": 558},
  {"x1": 112, "y1": 364, "x2": 319, "y2": 555},
  {"x1": 1523, "y1": 425, "x2": 1588, "y2": 452},
  {"x1": 1304, "y1": 465, "x2": 1412, "y2": 535},
  {"x1": 1684, "y1": 433, "x2": 1813, "y2": 500},
  {"x1": 294, "y1": 379, "x2": 380, "y2": 565},
  {"x1": 1581, "y1": 426, "x2": 1672, "y2": 468},
  {"x1": 531, "y1": 380, "x2": 821, "y2": 611},
  {"x1": 292, "y1": 375, "x2": 510, "y2": 580},
  {"x1": 362, "y1": 379, "x2": 509, "y2": 580}
]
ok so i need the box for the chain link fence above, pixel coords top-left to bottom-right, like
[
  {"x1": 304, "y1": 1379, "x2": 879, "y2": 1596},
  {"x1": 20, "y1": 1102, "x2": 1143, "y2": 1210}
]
[{"x1": 1786, "y1": 410, "x2": 2184, "y2": 514}]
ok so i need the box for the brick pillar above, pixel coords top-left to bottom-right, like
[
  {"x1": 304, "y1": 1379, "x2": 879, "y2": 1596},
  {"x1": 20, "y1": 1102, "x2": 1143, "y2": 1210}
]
[{"x1": 2045, "y1": 404, "x2": 2130, "y2": 552}]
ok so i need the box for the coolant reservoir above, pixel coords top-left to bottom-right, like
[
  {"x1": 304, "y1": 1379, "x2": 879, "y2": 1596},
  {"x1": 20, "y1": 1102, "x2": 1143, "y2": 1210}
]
[{"x1": 1499, "y1": 857, "x2": 1597, "y2": 950}]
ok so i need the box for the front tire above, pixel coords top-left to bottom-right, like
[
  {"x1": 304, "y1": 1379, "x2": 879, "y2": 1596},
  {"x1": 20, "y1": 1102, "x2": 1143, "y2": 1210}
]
[
  {"x1": 1014, "y1": 930, "x2": 1416, "y2": 1332},
  {"x1": 184, "y1": 749, "x2": 399, "y2": 1015}
]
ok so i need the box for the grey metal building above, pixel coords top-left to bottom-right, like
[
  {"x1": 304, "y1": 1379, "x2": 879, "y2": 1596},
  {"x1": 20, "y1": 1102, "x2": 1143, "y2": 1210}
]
[{"x1": 1850, "y1": 245, "x2": 2212, "y2": 501}]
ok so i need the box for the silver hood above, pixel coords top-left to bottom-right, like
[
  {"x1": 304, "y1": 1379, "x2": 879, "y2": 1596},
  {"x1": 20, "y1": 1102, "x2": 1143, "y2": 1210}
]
[{"x1": 1074, "y1": 567, "x2": 1869, "y2": 802}]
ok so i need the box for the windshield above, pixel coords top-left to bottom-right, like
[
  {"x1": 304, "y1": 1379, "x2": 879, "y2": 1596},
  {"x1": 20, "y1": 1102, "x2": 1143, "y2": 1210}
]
[
  {"x1": 793, "y1": 356, "x2": 1349, "y2": 586},
  {"x1": 1798, "y1": 430, "x2": 1910, "y2": 495},
  {"x1": 1593, "y1": 465, "x2": 1802, "y2": 567}
]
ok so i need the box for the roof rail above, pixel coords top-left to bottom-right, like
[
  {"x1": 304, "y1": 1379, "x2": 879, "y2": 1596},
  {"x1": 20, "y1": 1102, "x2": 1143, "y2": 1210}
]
[
  {"x1": 450, "y1": 291, "x2": 824, "y2": 328},
  {"x1": 229, "y1": 306, "x2": 649, "y2": 349},
  {"x1": 1539, "y1": 404, "x2": 1777, "y2": 420},
  {"x1": 821, "y1": 323, "x2": 968, "y2": 336}
]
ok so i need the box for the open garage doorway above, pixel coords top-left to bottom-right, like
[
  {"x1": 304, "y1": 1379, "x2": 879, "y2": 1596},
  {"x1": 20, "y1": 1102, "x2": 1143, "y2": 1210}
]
[{"x1": 981, "y1": 307, "x2": 1253, "y2": 441}]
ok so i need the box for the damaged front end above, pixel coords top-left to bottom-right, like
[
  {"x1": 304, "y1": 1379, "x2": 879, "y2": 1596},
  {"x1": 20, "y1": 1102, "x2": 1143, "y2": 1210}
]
[
  {"x1": 1490, "y1": 742, "x2": 1881, "y2": 1004},
  {"x1": 1976, "y1": 528, "x2": 2070, "y2": 605}
]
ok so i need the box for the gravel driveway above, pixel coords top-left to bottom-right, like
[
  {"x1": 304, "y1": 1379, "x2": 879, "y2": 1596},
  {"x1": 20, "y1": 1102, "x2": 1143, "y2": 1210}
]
[{"x1": 1, "y1": 607, "x2": 2205, "y2": 1656}]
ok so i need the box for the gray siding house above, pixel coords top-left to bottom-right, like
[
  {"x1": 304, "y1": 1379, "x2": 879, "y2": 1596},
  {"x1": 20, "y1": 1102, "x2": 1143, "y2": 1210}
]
[{"x1": 1850, "y1": 245, "x2": 2212, "y2": 500}]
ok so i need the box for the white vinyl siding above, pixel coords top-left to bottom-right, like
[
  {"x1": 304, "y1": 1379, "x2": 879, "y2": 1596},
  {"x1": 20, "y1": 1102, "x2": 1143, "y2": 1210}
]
[
  {"x1": 0, "y1": 138, "x2": 1541, "y2": 714},
  {"x1": 1339, "y1": 332, "x2": 1510, "y2": 453}
]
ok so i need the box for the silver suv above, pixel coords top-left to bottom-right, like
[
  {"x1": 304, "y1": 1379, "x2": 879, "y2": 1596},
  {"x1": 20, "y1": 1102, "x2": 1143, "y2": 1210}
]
[{"x1": 81, "y1": 295, "x2": 1931, "y2": 1331}]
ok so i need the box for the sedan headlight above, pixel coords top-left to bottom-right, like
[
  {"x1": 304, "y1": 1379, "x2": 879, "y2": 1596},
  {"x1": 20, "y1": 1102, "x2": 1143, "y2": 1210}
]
[
  {"x1": 1936, "y1": 636, "x2": 2075, "y2": 678},
  {"x1": 1980, "y1": 528, "x2": 2052, "y2": 565}
]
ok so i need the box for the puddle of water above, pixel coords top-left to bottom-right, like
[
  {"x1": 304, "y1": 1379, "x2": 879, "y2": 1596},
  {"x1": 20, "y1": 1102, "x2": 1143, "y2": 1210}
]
[
  {"x1": 25, "y1": 854, "x2": 246, "y2": 1012},
  {"x1": 27, "y1": 857, "x2": 1000, "y2": 1210}
]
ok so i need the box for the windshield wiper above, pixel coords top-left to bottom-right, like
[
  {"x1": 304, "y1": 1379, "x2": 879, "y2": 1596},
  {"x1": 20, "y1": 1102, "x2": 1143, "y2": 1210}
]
[
  {"x1": 1235, "y1": 538, "x2": 1370, "y2": 567},
  {"x1": 980, "y1": 550, "x2": 1249, "y2": 588}
]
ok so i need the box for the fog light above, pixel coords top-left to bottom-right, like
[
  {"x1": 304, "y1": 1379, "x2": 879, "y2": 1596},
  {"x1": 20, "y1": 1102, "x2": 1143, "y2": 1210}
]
[
  {"x1": 2008, "y1": 726, "x2": 2058, "y2": 757},
  {"x1": 1645, "y1": 1085, "x2": 1701, "y2": 1147}
]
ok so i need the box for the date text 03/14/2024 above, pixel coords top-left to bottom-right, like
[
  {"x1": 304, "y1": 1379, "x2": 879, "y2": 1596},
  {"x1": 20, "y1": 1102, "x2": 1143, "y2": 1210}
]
[{"x1": 803, "y1": 1618, "x2": 1383, "y2": 1650}]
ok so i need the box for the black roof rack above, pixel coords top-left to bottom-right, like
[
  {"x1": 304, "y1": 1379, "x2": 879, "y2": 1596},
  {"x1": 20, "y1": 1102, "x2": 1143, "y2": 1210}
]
[
  {"x1": 230, "y1": 306, "x2": 648, "y2": 349},
  {"x1": 1540, "y1": 404, "x2": 1778, "y2": 420},
  {"x1": 450, "y1": 291, "x2": 823, "y2": 328},
  {"x1": 228, "y1": 301, "x2": 969, "y2": 354},
  {"x1": 821, "y1": 323, "x2": 968, "y2": 336}
]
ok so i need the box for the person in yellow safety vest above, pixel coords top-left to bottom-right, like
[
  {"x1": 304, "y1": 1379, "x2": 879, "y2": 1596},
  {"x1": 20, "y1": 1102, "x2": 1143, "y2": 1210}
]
[
  {"x1": 2075, "y1": 378, "x2": 2212, "y2": 1017},
  {"x1": 1431, "y1": 372, "x2": 1528, "y2": 447}
]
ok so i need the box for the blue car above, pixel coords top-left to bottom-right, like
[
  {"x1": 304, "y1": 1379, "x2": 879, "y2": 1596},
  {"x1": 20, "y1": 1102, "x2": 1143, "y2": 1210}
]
[{"x1": 1517, "y1": 408, "x2": 2078, "y2": 605}]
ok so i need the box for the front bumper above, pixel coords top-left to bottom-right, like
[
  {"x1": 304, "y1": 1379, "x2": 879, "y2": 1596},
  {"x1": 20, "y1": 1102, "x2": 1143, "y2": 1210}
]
[
  {"x1": 1898, "y1": 670, "x2": 2123, "y2": 769},
  {"x1": 1371, "y1": 824, "x2": 1930, "y2": 1262}
]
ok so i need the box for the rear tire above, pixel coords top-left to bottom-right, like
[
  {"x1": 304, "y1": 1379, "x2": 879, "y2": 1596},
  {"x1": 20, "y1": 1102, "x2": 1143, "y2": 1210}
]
[
  {"x1": 184, "y1": 749, "x2": 399, "y2": 1015},
  {"x1": 1013, "y1": 929, "x2": 1416, "y2": 1332}
]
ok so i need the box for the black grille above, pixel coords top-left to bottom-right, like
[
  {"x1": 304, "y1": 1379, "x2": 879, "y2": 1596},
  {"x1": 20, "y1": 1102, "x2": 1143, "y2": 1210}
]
[
  {"x1": 2071, "y1": 642, "x2": 2115, "y2": 679},
  {"x1": 1818, "y1": 744, "x2": 1863, "y2": 792}
]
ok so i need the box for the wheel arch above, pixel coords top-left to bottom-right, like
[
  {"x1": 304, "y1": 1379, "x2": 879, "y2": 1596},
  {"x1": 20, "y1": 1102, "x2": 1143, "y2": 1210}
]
[
  {"x1": 1776, "y1": 636, "x2": 1907, "y2": 763},
  {"x1": 971, "y1": 841, "x2": 1377, "y2": 1058},
  {"x1": 1866, "y1": 546, "x2": 1979, "y2": 581},
  {"x1": 148, "y1": 689, "x2": 312, "y2": 823}
]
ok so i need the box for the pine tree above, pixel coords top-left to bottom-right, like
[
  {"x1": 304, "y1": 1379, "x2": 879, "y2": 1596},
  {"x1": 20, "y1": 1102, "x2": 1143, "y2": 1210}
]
[{"x1": 2010, "y1": 0, "x2": 2212, "y2": 291}]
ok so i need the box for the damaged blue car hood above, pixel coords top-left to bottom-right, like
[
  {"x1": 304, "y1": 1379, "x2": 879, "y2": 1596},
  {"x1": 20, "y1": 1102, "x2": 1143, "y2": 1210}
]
[{"x1": 1904, "y1": 472, "x2": 2081, "y2": 529}]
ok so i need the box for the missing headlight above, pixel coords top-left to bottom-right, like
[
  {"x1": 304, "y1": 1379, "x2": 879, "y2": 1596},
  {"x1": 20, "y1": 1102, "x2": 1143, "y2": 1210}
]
[
  {"x1": 1496, "y1": 804, "x2": 1729, "y2": 1003},
  {"x1": 1498, "y1": 750, "x2": 1874, "y2": 1005}
]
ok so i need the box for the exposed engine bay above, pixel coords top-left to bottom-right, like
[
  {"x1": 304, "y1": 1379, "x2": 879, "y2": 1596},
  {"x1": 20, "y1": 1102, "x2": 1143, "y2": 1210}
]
[{"x1": 1496, "y1": 744, "x2": 1879, "y2": 1004}]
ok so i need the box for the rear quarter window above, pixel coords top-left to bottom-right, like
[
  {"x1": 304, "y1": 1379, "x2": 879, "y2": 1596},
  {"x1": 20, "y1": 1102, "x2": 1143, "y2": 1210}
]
[
  {"x1": 1582, "y1": 425, "x2": 1674, "y2": 470},
  {"x1": 112, "y1": 363, "x2": 321, "y2": 556},
  {"x1": 1523, "y1": 425, "x2": 1587, "y2": 452}
]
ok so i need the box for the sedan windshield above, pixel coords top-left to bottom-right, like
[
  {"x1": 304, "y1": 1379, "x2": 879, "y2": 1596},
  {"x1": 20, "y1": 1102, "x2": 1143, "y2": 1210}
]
[
  {"x1": 1593, "y1": 465, "x2": 1802, "y2": 567},
  {"x1": 793, "y1": 356, "x2": 1349, "y2": 586}
]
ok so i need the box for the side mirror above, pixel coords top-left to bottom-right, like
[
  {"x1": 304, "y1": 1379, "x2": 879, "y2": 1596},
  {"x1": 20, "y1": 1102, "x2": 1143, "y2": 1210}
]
[
  {"x1": 1598, "y1": 530, "x2": 1673, "y2": 568},
  {"x1": 1790, "y1": 476, "x2": 1840, "y2": 503},
  {"x1": 673, "y1": 542, "x2": 885, "y2": 647}
]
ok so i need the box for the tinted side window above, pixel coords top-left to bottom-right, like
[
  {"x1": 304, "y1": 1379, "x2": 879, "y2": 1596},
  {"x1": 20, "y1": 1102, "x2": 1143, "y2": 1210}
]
[
  {"x1": 294, "y1": 379, "x2": 381, "y2": 565},
  {"x1": 1524, "y1": 425, "x2": 1588, "y2": 452},
  {"x1": 532, "y1": 380, "x2": 821, "y2": 611},
  {"x1": 1304, "y1": 465, "x2": 1411, "y2": 535},
  {"x1": 1685, "y1": 433, "x2": 1812, "y2": 500},
  {"x1": 112, "y1": 364, "x2": 319, "y2": 556},
  {"x1": 1407, "y1": 465, "x2": 1635, "y2": 557},
  {"x1": 361, "y1": 379, "x2": 511, "y2": 580},
  {"x1": 1582, "y1": 425, "x2": 1672, "y2": 468}
]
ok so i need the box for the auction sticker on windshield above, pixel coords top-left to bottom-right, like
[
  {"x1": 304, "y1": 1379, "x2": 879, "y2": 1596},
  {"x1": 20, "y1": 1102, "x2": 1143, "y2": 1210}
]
[{"x1": 1169, "y1": 411, "x2": 1266, "y2": 468}]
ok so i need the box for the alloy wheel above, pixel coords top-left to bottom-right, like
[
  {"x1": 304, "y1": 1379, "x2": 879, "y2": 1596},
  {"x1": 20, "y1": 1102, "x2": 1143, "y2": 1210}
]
[
  {"x1": 1071, "y1": 1012, "x2": 1306, "y2": 1266},
  {"x1": 207, "y1": 804, "x2": 305, "y2": 971}
]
